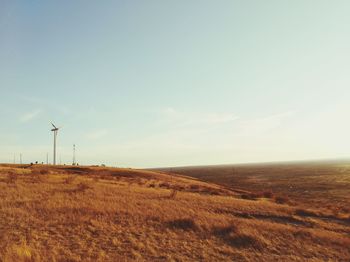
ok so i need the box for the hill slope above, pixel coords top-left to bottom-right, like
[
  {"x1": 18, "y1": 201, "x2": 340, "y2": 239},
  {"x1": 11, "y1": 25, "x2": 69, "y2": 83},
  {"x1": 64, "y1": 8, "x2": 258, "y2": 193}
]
[
  {"x1": 153, "y1": 161, "x2": 350, "y2": 214},
  {"x1": 0, "y1": 164, "x2": 349, "y2": 261}
]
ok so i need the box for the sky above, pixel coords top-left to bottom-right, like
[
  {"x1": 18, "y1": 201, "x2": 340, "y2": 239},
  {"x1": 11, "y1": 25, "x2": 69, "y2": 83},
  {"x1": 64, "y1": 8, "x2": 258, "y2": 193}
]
[{"x1": 0, "y1": 1, "x2": 350, "y2": 168}]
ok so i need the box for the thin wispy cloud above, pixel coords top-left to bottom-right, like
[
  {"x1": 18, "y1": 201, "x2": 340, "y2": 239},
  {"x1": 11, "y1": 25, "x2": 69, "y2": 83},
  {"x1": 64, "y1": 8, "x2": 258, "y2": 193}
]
[
  {"x1": 236, "y1": 110, "x2": 296, "y2": 135},
  {"x1": 20, "y1": 95, "x2": 71, "y2": 115},
  {"x1": 85, "y1": 129, "x2": 109, "y2": 140},
  {"x1": 19, "y1": 109, "x2": 42, "y2": 123},
  {"x1": 203, "y1": 113, "x2": 239, "y2": 124},
  {"x1": 161, "y1": 107, "x2": 238, "y2": 127}
]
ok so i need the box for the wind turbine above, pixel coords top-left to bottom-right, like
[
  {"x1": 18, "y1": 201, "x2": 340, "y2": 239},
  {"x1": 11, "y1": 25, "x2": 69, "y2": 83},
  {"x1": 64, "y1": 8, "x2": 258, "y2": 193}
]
[
  {"x1": 51, "y1": 122, "x2": 61, "y2": 165},
  {"x1": 73, "y1": 144, "x2": 76, "y2": 165}
]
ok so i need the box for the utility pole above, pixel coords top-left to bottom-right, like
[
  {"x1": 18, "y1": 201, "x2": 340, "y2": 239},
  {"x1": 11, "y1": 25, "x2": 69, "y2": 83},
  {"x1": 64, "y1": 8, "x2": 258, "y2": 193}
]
[{"x1": 73, "y1": 144, "x2": 76, "y2": 165}]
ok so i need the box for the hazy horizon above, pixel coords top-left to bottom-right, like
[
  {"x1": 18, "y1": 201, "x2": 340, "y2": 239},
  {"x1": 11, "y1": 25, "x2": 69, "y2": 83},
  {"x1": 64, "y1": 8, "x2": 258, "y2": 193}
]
[{"x1": 1, "y1": 1, "x2": 350, "y2": 168}]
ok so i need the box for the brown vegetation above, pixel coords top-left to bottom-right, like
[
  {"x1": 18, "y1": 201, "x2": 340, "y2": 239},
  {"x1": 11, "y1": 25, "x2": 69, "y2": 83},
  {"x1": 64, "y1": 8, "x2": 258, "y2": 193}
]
[
  {"x1": 0, "y1": 164, "x2": 349, "y2": 261},
  {"x1": 158, "y1": 160, "x2": 350, "y2": 213}
]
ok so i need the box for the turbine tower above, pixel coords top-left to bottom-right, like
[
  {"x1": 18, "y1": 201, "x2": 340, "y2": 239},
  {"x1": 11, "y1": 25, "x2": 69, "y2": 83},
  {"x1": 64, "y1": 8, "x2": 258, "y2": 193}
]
[
  {"x1": 73, "y1": 144, "x2": 76, "y2": 165},
  {"x1": 51, "y1": 123, "x2": 60, "y2": 165}
]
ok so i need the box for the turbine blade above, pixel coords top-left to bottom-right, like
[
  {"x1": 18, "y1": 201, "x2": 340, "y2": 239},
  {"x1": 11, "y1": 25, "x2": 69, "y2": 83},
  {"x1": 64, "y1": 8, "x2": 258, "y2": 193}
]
[{"x1": 51, "y1": 122, "x2": 57, "y2": 129}]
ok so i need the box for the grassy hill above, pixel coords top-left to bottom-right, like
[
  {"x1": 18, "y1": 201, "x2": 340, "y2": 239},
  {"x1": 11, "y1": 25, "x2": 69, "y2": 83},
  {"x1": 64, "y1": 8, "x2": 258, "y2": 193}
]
[
  {"x1": 0, "y1": 164, "x2": 349, "y2": 261},
  {"x1": 155, "y1": 160, "x2": 350, "y2": 214}
]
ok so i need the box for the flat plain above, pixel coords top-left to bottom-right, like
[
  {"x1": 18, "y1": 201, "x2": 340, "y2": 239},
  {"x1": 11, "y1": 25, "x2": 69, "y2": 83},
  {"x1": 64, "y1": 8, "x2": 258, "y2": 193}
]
[{"x1": 0, "y1": 162, "x2": 349, "y2": 261}]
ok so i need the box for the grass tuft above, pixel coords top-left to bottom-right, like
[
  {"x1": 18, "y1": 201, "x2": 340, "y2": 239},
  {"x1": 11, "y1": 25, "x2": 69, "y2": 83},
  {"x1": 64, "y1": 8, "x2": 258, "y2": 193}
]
[
  {"x1": 6, "y1": 171, "x2": 18, "y2": 184},
  {"x1": 75, "y1": 182, "x2": 92, "y2": 193},
  {"x1": 274, "y1": 195, "x2": 290, "y2": 204},
  {"x1": 4, "y1": 242, "x2": 35, "y2": 262},
  {"x1": 169, "y1": 189, "x2": 177, "y2": 199},
  {"x1": 64, "y1": 175, "x2": 77, "y2": 184},
  {"x1": 166, "y1": 218, "x2": 197, "y2": 231}
]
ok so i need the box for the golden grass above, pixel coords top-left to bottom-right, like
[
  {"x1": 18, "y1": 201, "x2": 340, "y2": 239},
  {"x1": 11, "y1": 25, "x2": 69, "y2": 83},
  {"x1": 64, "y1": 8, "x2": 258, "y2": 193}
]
[
  {"x1": 160, "y1": 161, "x2": 350, "y2": 213},
  {"x1": 0, "y1": 164, "x2": 349, "y2": 261}
]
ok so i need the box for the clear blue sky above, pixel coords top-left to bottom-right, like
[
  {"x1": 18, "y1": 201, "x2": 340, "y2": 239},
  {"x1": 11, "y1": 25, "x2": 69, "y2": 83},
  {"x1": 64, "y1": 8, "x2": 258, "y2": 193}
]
[{"x1": 1, "y1": 1, "x2": 349, "y2": 167}]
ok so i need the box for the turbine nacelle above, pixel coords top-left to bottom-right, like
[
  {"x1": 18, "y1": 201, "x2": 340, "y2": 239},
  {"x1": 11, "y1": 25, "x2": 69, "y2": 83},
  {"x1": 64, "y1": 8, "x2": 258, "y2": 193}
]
[{"x1": 51, "y1": 123, "x2": 61, "y2": 132}]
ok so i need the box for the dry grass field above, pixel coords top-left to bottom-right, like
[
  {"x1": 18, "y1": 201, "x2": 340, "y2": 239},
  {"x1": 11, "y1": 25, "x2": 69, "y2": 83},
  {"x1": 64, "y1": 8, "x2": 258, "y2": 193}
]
[
  {"x1": 0, "y1": 163, "x2": 349, "y2": 261},
  {"x1": 156, "y1": 160, "x2": 350, "y2": 215}
]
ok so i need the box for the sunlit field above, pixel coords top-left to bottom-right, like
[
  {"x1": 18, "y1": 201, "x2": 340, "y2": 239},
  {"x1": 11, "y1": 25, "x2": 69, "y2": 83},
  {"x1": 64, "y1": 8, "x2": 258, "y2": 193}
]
[
  {"x1": 0, "y1": 164, "x2": 349, "y2": 261},
  {"x1": 157, "y1": 160, "x2": 350, "y2": 214}
]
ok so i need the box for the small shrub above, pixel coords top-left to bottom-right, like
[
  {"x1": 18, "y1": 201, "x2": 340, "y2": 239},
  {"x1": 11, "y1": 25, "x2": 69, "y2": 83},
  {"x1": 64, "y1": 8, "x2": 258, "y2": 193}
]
[
  {"x1": 262, "y1": 191, "x2": 274, "y2": 198},
  {"x1": 99, "y1": 174, "x2": 110, "y2": 181},
  {"x1": 242, "y1": 191, "x2": 274, "y2": 200},
  {"x1": 229, "y1": 234, "x2": 264, "y2": 250},
  {"x1": 212, "y1": 225, "x2": 237, "y2": 236},
  {"x1": 241, "y1": 194, "x2": 250, "y2": 200},
  {"x1": 159, "y1": 182, "x2": 170, "y2": 188},
  {"x1": 166, "y1": 218, "x2": 197, "y2": 231},
  {"x1": 6, "y1": 171, "x2": 18, "y2": 184},
  {"x1": 212, "y1": 225, "x2": 264, "y2": 250},
  {"x1": 76, "y1": 182, "x2": 91, "y2": 193},
  {"x1": 241, "y1": 194, "x2": 259, "y2": 201},
  {"x1": 37, "y1": 169, "x2": 49, "y2": 175},
  {"x1": 30, "y1": 174, "x2": 46, "y2": 183},
  {"x1": 64, "y1": 175, "x2": 77, "y2": 184},
  {"x1": 189, "y1": 184, "x2": 200, "y2": 190},
  {"x1": 293, "y1": 229, "x2": 313, "y2": 239},
  {"x1": 136, "y1": 178, "x2": 145, "y2": 186},
  {"x1": 295, "y1": 208, "x2": 318, "y2": 217},
  {"x1": 209, "y1": 190, "x2": 220, "y2": 196},
  {"x1": 77, "y1": 182, "x2": 91, "y2": 192},
  {"x1": 275, "y1": 195, "x2": 290, "y2": 204}
]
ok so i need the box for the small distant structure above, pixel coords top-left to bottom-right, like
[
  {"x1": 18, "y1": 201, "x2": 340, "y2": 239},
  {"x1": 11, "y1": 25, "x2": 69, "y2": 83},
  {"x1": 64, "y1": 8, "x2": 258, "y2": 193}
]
[
  {"x1": 72, "y1": 144, "x2": 76, "y2": 165},
  {"x1": 50, "y1": 122, "x2": 61, "y2": 165}
]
